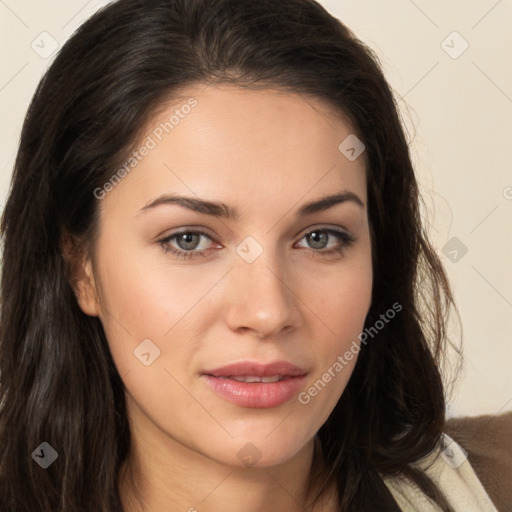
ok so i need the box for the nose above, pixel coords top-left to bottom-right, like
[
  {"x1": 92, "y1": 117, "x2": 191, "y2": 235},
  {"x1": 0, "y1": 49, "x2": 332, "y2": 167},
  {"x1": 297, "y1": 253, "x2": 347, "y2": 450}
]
[{"x1": 223, "y1": 247, "x2": 303, "y2": 339}]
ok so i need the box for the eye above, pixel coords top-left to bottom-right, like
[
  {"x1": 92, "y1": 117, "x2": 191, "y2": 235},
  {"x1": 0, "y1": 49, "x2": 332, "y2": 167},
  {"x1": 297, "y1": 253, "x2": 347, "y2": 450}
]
[
  {"x1": 295, "y1": 227, "x2": 355, "y2": 257},
  {"x1": 158, "y1": 226, "x2": 356, "y2": 261},
  {"x1": 158, "y1": 229, "x2": 217, "y2": 260}
]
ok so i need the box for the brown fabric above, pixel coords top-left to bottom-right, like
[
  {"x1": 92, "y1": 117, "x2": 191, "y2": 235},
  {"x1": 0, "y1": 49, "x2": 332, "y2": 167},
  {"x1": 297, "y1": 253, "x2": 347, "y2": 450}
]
[{"x1": 444, "y1": 411, "x2": 512, "y2": 512}]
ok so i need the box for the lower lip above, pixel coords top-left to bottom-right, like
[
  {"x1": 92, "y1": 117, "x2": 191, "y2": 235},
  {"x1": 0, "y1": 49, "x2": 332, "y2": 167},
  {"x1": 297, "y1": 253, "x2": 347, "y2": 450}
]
[{"x1": 201, "y1": 375, "x2": 307, "y2": 408}]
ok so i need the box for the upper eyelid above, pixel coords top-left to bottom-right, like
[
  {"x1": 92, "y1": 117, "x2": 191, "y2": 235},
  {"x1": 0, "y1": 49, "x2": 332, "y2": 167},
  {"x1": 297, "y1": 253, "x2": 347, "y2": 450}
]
[
  {"x1": 295, "y1": 224, "x2": 352, "y2": 240},
  {"x1": 161, "y1": 225, "x2": 353, "y2": 247}
]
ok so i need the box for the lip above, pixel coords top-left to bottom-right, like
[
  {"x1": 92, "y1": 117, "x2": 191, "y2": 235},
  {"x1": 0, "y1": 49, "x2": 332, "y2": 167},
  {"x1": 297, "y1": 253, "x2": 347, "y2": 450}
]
[
  {"x1": 204, "y1": 361, "x2": 307, "y2": 378},
  {"x1": 201, "y1": 360, "x2": 308, "y2": 408}
]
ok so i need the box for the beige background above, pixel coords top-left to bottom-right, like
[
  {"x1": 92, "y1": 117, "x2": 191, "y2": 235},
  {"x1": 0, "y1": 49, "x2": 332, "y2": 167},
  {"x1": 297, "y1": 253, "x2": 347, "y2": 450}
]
[{"x1": 0, "y1": 0, "x2": 511, "y2": 418}]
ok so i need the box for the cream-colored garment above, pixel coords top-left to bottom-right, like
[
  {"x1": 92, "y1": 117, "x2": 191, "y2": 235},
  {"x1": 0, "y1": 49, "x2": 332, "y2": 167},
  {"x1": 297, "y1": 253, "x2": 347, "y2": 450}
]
[{"x1": 382, "y1": 434, "x2": 499, "y2": 511}]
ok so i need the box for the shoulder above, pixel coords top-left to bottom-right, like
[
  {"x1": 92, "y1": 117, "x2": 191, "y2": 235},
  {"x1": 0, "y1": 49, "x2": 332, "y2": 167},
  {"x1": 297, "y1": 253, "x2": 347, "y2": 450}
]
[
  {"x1": 382, "y1": 432, "x2": 500, "y2": 512},
  {"x1": 444, "y1": 411, "x2": 512, "y2": 512}
]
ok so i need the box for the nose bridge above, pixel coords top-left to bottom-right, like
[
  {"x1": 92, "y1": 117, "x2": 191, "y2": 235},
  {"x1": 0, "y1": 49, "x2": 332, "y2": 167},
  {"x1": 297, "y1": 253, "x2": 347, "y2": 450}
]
[{"x1": 224, "y1": 235, "x2": 300, "y2": 336}]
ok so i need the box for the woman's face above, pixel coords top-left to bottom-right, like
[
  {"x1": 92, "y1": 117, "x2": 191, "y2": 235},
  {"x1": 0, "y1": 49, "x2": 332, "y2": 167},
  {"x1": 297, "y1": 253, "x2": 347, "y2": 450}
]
[{"x1": 78, "y1": 84, "x2": 372, "y2": 468}]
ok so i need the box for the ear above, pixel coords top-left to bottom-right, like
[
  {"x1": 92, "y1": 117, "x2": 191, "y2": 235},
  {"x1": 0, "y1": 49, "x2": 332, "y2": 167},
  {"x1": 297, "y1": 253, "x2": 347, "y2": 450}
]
[{"x1": 61, "y1": 230, "x2": 100, "y2": 317}]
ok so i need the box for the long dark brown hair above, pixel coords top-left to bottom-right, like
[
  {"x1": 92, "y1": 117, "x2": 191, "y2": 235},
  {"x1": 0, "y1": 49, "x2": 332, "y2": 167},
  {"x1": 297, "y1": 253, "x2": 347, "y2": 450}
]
[{"x1": 0, "y1": 0, "x2": 461, "y2": 510}]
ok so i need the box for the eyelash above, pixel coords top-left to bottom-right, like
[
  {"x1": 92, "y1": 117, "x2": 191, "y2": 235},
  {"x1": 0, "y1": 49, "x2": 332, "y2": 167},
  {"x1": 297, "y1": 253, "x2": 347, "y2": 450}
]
[{"x1": 158, "y1": 227, "x2": 356, "y2": 261}]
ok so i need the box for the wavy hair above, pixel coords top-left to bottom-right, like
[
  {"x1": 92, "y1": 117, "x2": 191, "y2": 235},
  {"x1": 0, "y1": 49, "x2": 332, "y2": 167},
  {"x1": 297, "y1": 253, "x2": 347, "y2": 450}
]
[{"x1": 0, "y1": 0, "x2": 460, "y2": 510}]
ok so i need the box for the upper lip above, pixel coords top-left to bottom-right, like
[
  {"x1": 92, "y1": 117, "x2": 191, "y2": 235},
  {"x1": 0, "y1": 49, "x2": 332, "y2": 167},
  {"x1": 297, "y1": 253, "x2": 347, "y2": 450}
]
[{"x1": 203, "y1": 361, "x2": 307, "y2": 378}]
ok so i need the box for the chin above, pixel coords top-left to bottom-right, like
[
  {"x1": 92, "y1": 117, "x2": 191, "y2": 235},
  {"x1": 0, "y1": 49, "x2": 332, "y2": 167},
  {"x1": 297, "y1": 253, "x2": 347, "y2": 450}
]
[{"x1": 207, "y1": 430, "x2": 314, "y2": 470}]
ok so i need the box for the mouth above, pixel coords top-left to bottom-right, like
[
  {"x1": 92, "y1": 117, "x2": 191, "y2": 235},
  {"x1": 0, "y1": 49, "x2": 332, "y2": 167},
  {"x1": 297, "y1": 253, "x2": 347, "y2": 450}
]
[
  {"x1": 201, "y1": 361, "x2": 308, "y2": 408},
  {"x1": 216, "y1": 375, "x2": 287, "y2": 383}
]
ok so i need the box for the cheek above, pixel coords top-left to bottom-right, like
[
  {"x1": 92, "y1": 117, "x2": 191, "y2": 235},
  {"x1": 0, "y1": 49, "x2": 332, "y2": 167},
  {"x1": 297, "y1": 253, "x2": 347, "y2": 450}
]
[
  {"x1": 95, "y1": 242, "x2": 217, "y2": 334},
  {"x1": 311, "y1": 257, "x2": 372, "y2": 343},
  {"x1": 93, "y1": 249, "x2": 210, "y2": 429},
  {"x1": 93, "y1": 242, "x2": 228, "y2": 384},
  {"x1": 300, "y1": 252, "x2": 372, "y2": 407}
]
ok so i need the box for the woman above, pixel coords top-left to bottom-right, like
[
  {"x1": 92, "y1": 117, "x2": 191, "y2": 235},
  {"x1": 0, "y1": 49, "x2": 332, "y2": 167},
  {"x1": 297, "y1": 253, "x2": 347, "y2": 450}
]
[{"x1": 0, "y1": 0, "x2": 500, "y2": 510}]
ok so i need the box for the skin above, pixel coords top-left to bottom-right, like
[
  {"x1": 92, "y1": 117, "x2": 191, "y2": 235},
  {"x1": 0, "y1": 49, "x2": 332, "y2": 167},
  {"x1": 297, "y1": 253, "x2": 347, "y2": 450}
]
[{"x1": 73, "y1": 84, "x2": 373, "y2": 512}]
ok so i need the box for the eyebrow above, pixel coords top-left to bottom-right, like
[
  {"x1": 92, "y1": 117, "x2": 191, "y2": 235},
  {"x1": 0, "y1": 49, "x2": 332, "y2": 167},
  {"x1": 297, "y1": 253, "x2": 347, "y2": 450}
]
[{"x1": 139, "y1": 190, "x2": 364, "y2": 220}]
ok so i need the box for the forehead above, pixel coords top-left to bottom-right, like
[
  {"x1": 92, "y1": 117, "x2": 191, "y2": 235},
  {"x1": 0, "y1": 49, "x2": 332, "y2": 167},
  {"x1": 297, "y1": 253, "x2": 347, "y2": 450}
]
[{"x1": 101, "y1": 84, "x2": 367, "y2": 219}]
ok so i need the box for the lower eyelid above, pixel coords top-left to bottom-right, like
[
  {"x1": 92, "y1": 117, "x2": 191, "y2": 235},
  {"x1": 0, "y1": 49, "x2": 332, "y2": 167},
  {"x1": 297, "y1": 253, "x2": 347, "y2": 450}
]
[
  {"x1": 160, "y1": 227, "x2": 354, "y2": 256},
  {"x1": 164, "y1": 232, "x2": 214, "y2": 251}
]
